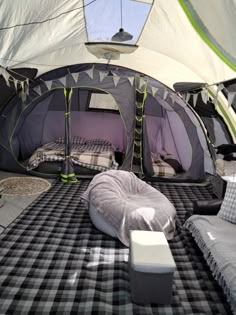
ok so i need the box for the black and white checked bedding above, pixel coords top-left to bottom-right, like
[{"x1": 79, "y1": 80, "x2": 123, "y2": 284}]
[
  {"x1": 217, "y1": 181, "x2": 236, "y2": 224},
  {"x1": 0, "y1": 180, "x2": 232, "y2": 314},
  {"x1": 27, "y1": 141, "x2": 119, "y2": 172},
  {"x1": 152, "y1": 159, "x2": 176, "y2": 177}
]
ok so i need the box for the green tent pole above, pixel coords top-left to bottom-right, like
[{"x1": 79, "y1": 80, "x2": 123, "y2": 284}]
[{"x1": 61, "y1": 88, "x2": 78, "y2": 183}]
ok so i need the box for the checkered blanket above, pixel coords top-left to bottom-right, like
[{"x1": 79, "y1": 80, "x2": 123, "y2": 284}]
[
  {"x1": 0, "y1": 181, "x2": 232, "y2": 314},
  {"x1": 152, "y1": 157, "x2": 176, "y2": 177},
  {"x1": 27, "y1": 141, "x2": 119, "y2": 172}
]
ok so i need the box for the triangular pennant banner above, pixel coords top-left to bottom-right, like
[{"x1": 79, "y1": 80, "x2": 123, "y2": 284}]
[
  {"x1": 20, "y1": 81, "x2": 27, "y2": 102},
  {"x1": 181, "y1": 93, "x2": 186, "y2": 102},
  {"x1": 185, "y1": 93, "x2": 191, "y2": 103},
  {"x1": 214, "y1": 83, "x2": 224, "y2": 106},
  {"x1": 217, "y1": 83, "x2": 224, "y2": 93},
  {"x1": 99, "y1": 71, "x2": 107, "y2": 82},
  {"x1": 0, "y1": 67, "x2": 11, "y2": 87},
  {"x1": 193, "y1": 93, "x2": 198, "y2": 107},
  {"x1": 113, "y1": 75, "x2": 120, "y2": 87},
  {"x1": 85, "y1": 68, "x2": 94, "y2": 80},
  {"x1": 170, "y1": 93, "x2": 176, "y2": 105},
  {"x1": 34, "y1": 85, "x2": 42, "y2": 95},
  {"x1": 201, "y1": 88, "x2": 208, "y2": 104},
  {"x1": 151, "y1": 86, "x2": 158, "y2": 97},
  {"x1": 71, "y1": 72, "x2": 79, "y2": 83},
  {"x1": 127, "y1": 77, "x2": 134, "y2": 86},
  {"x1": 228, "y1": 92, "x2": 236, "y2": 108},
  {"x1": 59, "y1": 76, "x2": 66, "y2": 87},
  {"x1": 14, "y1": 78, "x2": 18, "y2": 90},
  {"x1": 26, "y1": 79, "x2": 30, "y2": 95},
  {"x1": 21, "y1": 81, "x2": 24, "y2": 91},
  {"x1": 139, "y1": 79, "x2": 146, "y2": 90},
  {"x1": 44, "y1": 80, "x2": 53, "y2": 90},
  {"x1": 163, "y1": 89, "x2": 168, "y2": 100}
]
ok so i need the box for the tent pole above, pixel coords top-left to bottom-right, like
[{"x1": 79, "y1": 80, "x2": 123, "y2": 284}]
[{"x1": 61, "y1": 88, "x2": 78, "y2": 183}]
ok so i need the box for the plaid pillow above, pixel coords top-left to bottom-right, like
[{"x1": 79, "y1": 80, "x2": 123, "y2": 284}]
[
  {"x1": 152, "y1": 156, "x2": 176, "y2": 177},
  {"x1": 217, "y1": 181, "x2": 236, "y2": 224},
  {"x1": 86, "y1": 138, "x2": 112, "y2": 146},
  {"x1": 55, "y1": 137, "x2": 65, "y2": 144},
  {"x1": 162, "y1": 154, "x2": 183, "y2": 173},
  {"x1": 55, "y1": 137, "x2": 86, "y2": 145}
]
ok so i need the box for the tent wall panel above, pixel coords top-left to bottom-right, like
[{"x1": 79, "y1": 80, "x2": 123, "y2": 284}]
[
  {"x1": 18, "y1": 96, "x2": 53, "y2": 159},
  {"x1": 42, "y1": 111, "x2": 126, "y2": 152},
  {"x1": 145, "y1": 116, "x2": 163, "y2": 153},
  {"x1": 0, "y1": 144, "x2": 26, "y2": 173},
  {"x1": 161, "y1": 114, "x2": 183, "y2": 162}
]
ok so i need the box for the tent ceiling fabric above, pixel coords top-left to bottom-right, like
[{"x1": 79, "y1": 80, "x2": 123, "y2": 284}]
[
  {"x1": 0, "y1": 0, "x2": 235, "y2": 89},
  {"x1": 179, "y1": 0, "x2": 236, "y2": 69}
]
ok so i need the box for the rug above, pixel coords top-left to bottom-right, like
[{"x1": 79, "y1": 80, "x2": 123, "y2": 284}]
[
  {"x1": 0, "y1": 180, "x2": 232, "y2": 315},
  {"x1": 0, "y1": 176, "x2": 51, "y2": 196}
]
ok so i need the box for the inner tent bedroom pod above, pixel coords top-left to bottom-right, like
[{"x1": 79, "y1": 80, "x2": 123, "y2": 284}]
[{"x1": 0, "y1": 64, "x2": 215, "y2": 181}]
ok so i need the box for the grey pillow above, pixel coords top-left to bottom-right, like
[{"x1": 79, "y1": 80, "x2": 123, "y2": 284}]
[
  {"x1": 217, "y1": 181, "x2": 236, "y2": 224},
  {"x1": 56, "y1": 136, "x2": 87, "y2": 145}
]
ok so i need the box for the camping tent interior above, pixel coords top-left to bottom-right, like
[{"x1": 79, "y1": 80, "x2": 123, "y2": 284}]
[
  {"x1": 0, "y1": 65, "x2": 216, "y2": 181},
  {"x1": 0, "y1": 0, "x2": 236, "y2": 182},
  {"x1": 1, "y1": 1, "x2": 236, "y2": 314}
]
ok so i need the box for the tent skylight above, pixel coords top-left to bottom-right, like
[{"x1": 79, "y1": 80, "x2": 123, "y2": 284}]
[{"x1": 84, "y1": 0, "x2": 152, "y2": 44}]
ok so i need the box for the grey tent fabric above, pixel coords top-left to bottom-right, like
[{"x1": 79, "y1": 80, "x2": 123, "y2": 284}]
[{"x1": 0, "y1": 65, "x2": 215, "y2": 180}]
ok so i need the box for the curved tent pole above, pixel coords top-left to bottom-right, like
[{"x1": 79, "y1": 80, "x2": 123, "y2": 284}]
[{"x1": 60, "y1": 88, "x2": 78, "y2": 183}]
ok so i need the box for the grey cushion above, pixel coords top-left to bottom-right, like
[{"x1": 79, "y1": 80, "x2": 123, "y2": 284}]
[
  {"x1": 82, "y1": 170, "x2": 176, "y2": 246},
  {"x1": 217, "y1": 181, "x2": 236, "y2": 224},
  {"x1": 185, "y1": 215, "x2": 236, "y2": 314},
  {"x1": 89, "y1": 202, "x2": 117, "y2": 238}
]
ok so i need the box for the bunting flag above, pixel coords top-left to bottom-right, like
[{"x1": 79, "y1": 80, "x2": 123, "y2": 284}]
[
  {"x1": 151, "y1": 86, "x2": 158, "y2": 97},
  {"x1": 170, "y1": 93, "x2": 176, "y2": 105},
  {"x1": 193, "y1": 93, "x2": 198, "y2": 107},
  {"x1": 14, "y1": 78, "x2": 18, "y2": 90},
  {"x1": 201, "y1": 87, "x2": 208, "y2": 104},
  {"x1": 0, "y1": 67, "x2": 11, "y2": 87},
  {"x1": 85, "y1": 67, "x2": 94, "y2": 80},
  {"x1": 228, "y1": 92, "x2": 236, "y2": 108},
  {"x1": 26, "y1": 78, "x2": 30, "y2": 95},
  {"x1": 127, "y1": 76, "x2": 134, "y2": 86},
  {"x1": 33, "y1": 85, "x2": 42, "y2": 96},
  {"x1": 163, "y1": 89, "x2": 168, "y2": 100},
  {"x1": 213, "y1": 83, "x2": 224, "y2": 106},
  {"x1": 44, "y1": 80, "x2": 53, "y2": 90},
  {"x1": 20, "y1": 81, "x2": 28, "y2": 102},
  {"x1": 99, "y1": 71, "x2": 107, "y2": 82},
  {"x1": 113, "y1": 75, "x2": 120, "y2": 87},
  {"x1": 185, "y1": 93, "x2": 191, "y2": 103},
  {"x1": 71, "y1": 72, "x2": 79, "y2": 83},
  {"x1": 139, "y1": 78, "x2": 146, "y2": 90},
  {"x1": 59, "y1": 76, "x2": 67, "y2": 87}
]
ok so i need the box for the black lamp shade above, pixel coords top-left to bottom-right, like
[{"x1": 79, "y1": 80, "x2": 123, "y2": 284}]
[{"x1": 111, "y1": 28, "x2": 133, "y2": 42}]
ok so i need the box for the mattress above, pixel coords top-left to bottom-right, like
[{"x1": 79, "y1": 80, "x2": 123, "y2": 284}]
[
  {"x1": 27, "y1": 140, "x2": 119, "y2": 172},
  {"x1": 34, "y1": 161, "x2": 100, "y2": 176},
  {"x1": 215, "y1": 158, "x2": 236, "y2": 177}
]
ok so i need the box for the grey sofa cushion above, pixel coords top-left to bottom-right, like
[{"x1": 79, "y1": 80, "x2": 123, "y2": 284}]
[
  {"x1": 185, "y1": 215, "x2": 236, "y2": 314},
  {"x1": 217, "y1": 181, "x2": 236, "y2": 224}
]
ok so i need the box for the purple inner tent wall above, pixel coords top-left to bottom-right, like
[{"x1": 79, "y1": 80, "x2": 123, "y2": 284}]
[{"x1": 42, "y1": 111, "x2": 126, "y2": 152}]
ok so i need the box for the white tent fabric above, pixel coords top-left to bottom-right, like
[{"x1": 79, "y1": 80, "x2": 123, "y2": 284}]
[{"x1": 0, "y1": 0, "x2": 235, "y2": 88}]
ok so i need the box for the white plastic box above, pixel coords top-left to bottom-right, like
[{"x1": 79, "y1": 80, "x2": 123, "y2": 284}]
[{"x1": 129, "y1": 230, "x2": 176, "y2": 304}]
